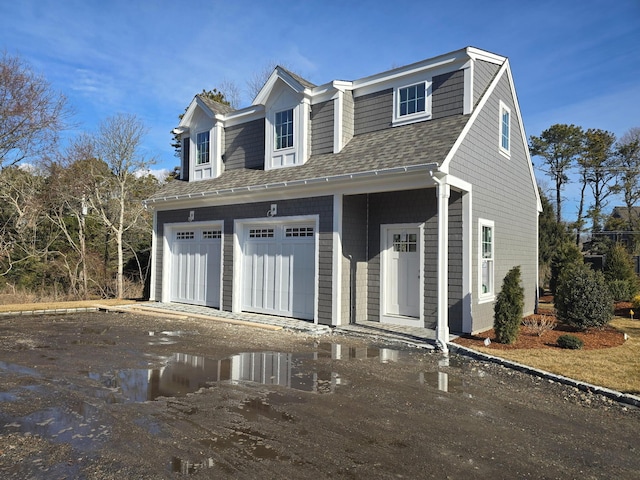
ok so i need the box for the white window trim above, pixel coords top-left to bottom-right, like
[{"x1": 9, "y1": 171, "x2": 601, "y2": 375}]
[
  {"x1": 265, "y1": 101, "x2": 309, "y2": 170},
  {"x1": 195, "y1": 130, "x2": 210, "y2": 165},
  {"x1": 478, "y1": 218, "x2": 495, "y2": 304},
  {"x1": 392, "y1": 80, "x2": 432, "y2": 126},
  {"x1": 499, "y1": 101, "x2": 511, "y2": 158}
]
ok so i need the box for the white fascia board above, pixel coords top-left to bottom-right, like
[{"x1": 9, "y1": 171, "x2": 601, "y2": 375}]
[
  {"x1": 144, "y1": 163, "x2": 440, "y2": 210},
  {"x1": 253, "y1": 67, "x2": 308, "y2": 106},
  {"x1": 439, "y1": 60, "x2": 509, "y2": 174},
  {"x1": 177, "y1": 97, "x2": 201, "y2": 127},
  {"x1": 466, "y1": 47, "x2": 506, "y2": 65},
  {"x1": 224, "y1": 105, "x2": 265, "y2": 127},
  {"x1": 351, "y1": 49, "x2": 470, "y2": 95}
]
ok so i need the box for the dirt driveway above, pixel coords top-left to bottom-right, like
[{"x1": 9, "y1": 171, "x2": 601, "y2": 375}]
[{"x1": 0, "y1": 311, "x2": 638, "y2": 479}]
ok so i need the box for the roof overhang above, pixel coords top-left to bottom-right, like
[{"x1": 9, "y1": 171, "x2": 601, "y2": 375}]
[{"x1": 144, "y1": 163, "x2": 441, "y2": 210}]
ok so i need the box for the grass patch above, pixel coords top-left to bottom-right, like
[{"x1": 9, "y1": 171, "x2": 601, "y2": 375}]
[{"x1": 467, "y1": 317, "x2": 640, "y2": 395}]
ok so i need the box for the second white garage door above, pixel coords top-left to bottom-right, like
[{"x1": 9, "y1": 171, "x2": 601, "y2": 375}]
[{"x1": 242, "y1": 223, "x2": 315, "y2": 320}]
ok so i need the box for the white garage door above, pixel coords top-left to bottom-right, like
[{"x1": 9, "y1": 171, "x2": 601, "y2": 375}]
[
  {"x1": 170, "y1": 227, "x2": 221, "y2": 307},
  {"x1": 242, "y1": 223, "x2": 315, "y2": 320}
]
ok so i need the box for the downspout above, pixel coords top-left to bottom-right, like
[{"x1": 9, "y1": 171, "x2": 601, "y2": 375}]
[{"x1": 431, "y1": 170, "x2": 450, "y2": 353}]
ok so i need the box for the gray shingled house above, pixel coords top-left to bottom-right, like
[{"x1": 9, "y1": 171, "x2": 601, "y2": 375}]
[{"x1": 143, "y1": 46, "x2": 541, "y2": 349}]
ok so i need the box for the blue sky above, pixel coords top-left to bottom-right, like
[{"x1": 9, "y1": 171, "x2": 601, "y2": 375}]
[{"x1": 1, "y1": 0, "x2": 639, "y2": 220}]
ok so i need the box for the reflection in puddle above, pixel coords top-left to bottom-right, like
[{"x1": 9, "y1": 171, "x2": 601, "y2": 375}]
[
  {"x1": 418, "y1": 371, "x2": 464, "y2": 393},
  {"x1": 92, "y1": 345, "x2": 400, "y2": 403},
  {"x1": 0, "y1": 361, "x2": 41, "y2": 377}
]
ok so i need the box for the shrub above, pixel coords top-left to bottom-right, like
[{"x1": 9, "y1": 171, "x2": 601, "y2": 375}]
[
  {"x1": 493, "y1": 266, "x2": 524, "y2": 344},
  {"x1": 633, "y1": 294, "x2": 640, "y2": 310},
  {"x1": 557, "y1": 334, "x2": 584, "y2": 350},
  {"x1": 522, "y1": 314, "x2": 556, "y2": 337},
  {"x1": 555, "y1": 263, "x2": 613, "y2": 330},
  {"x1": 607, "y1": 279, "x2": 635, "y2": 302},
  {"x1": 549, "y1": 241, "x2": 583, "y2": 295}
]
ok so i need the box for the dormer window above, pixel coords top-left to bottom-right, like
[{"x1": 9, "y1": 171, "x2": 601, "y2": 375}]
[
  {"x1": 399, "y1": 83, "x2": 425, "y2": 117},
  {"x1": 196, "y1": 131, "x2": 210, "y2": 165},
  {"x1": 393, "y1": 81, "x2": 431, "y2": 126},
  {"x1": 275, "y1": 109, "x2": 294, "y2": 149}
]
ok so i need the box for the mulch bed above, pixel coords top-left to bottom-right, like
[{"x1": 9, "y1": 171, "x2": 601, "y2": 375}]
[{"x1": 453, "y1": 301, "x2": 630, "y2": 351}]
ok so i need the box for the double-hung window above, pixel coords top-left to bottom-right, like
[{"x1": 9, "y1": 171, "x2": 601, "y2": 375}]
[
  {"x1": 479, "y1": 219, "x2": 495, "y2": 301},
  {"x1": 196, "y1": 131, "x2": 210, "y2": 165},
  {"x1": 275, "y1": 109, "x2": 294, "y2": 149},
  {"x1": 499, "y1": 101, "x2": 510, "y2": 157}
]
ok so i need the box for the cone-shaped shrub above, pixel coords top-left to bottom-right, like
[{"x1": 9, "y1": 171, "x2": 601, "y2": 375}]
[
  {"x1": 493, "y1": 266, "x2": 524, "y2": 344},
  {"x1": 555, "y1": 263, "x2": 613, "y2": 330}
]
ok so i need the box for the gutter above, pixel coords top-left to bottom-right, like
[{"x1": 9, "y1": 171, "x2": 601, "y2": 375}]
[{"x1": 143, "y1": 162, "x2": 440, "y2": 206}]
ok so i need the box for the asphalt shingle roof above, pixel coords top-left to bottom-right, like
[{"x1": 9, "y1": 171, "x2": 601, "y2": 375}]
[
  {"x1": 197, "y1": 94, "x2": 235, "y2": 115},
  {"x1": 149, "y1": 114, "x2": 470, "y2": 201}
]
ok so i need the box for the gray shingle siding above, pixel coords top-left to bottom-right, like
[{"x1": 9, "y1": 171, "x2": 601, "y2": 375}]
[
  {"x1": 342, "y1": 195, "x2": 368, "y2": 323},
  {"x1": 448, "y1": 71, "x2": 538, "y2": 332},
  {"x1": 154, "y1": 195, "x2": 334, "y2": 324},
  {"x1": 448, "y1": 191, "x2": 464, "y2": 332},
  {"x1": 432, "y1": 70, "x2": 464, "y2": 119},
  {"x1": 366, "y1": 189, "x2": 439, "y2": 327},
  {"x1": 311, "y1": 100, "x2": 334, "y2": 155},
  {"x1": 354, "y1": 88, "x2": 393, "y2": 136},
  {"x1": 474, "y1": 60, "x2": 501, "y2": 107},
  {"x1": 342, "y1": 90, "x2": 354, "y2": 147},
  {"x1": 224, "y1": 119, "x2": 265, "y2": 170}
]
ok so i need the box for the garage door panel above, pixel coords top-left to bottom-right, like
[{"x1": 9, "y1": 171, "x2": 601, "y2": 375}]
[
  {"x1": 242, "y1": 223, "x2": 315, "y2": 320},
  {"x1": 169, "y1": 227, "x2": 221, "y2": 308}
]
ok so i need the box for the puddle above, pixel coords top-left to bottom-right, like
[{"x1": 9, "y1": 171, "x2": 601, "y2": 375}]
[
  {"x1": 0, "y1": 360, "x2": 42, "y2": 377},
  {"x1": 418, "y1": 371, "x2": 465, "y2": 393},
  {"x1": 3, "y1": 401, "x2": 109, "y2": 451}
]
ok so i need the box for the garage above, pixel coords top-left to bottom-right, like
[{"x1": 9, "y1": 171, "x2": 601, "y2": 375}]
[
  {"x1": 241, "y1": 222, "x2": 315, "y2": 320},
  {"x1": 169, "y1": 225, "x2": 222, "y2": 307}
]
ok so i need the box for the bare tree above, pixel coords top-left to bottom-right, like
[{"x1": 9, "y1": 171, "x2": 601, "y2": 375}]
[
  {"x1": 0, "y1": 52, "x2": 69, "y2": 168},
  {"x1": 43, "y1": 135, "x2": 98, "y2": 298},
  {"x1": 88, "y1": 113, "x2": 155, "y2": 299}
]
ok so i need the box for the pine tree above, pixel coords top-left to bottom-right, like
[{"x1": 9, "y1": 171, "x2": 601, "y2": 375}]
[{"x1": 493, "y1": 266, "x2": 525, "y2": 344}]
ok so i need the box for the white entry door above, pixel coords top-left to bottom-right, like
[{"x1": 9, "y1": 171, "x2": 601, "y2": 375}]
[
  {"x1": 170, "y1": 227, "x2": 221, "y2": 307},
  {"x1": 242, "y1": 223, "x2": 315, "y2": 320},
  {"x1": 382, "y1": 227, "x2": 420, "y2": 323}
]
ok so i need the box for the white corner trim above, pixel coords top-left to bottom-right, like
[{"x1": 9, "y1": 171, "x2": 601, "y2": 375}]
[
  {"x1": 332, "y1": 195, "x2": 343, "y2": 326},
  {"x1": 334, "y1": 91, "x2": 343, "y2": 153},
  {"x1": 148, "y1": 211, "x2": 158, "y2": 301}
]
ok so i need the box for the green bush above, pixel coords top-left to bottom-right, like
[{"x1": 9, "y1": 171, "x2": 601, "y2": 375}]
[
  {"x1": 550, "y1": 241, "x2": 583, "y2": 295},
  {"x1": 607, "y1": 279, "x2": 635, "y2": 302},
  {"x1": 555, "y1": 263, "x2": 613, "y2": 330},
  {"x1": 604, "y1": 244, "x2": 639, "y2": 299},
  {"x1": 557, "y1": 334, "x2": 584, "y2": 350},
  {"x1": 493, "y1": 266, "x2": 524, "y2": 344}
]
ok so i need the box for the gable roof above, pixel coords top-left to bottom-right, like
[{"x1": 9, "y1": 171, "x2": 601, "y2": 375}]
[
  {"x1": 197, "y1": 94, "x2": 235, "y2": 115},
  {"x1": 146, "y1": 114, "x2": 469, "y2": 204}
]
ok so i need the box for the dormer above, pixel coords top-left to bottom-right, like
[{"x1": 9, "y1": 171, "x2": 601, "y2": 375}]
[
  {"x1": 175, "y1": 95, "x2": 233, "y2": 182},
  {"x1": 254, "y1": 67, "x2": 315, "y2": 170}
]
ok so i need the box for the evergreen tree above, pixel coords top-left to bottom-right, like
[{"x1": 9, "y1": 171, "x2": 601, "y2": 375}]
[{"x1": 493, "y1": 266, "x2": 524, "y2": 344}]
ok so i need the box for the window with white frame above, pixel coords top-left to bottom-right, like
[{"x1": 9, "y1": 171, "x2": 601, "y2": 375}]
[
  {"x1": 393, "y1": 81, "x2": 430, "y2": 126},
  {"x1": 196, "y1": 131, "x2": 210, "y2": 165},
  {"x1": 499, "y1": 101, "x2": 510, "y2": 157},
  {"x1": 275, "y1": 109, "x2": 294, "y2": 149},
  {"x1": 479, "y1": 219, "x2": 495, "y2": 300},
  {"x1": 399, "y1": 83, "x2": 426, "y2": 117}
]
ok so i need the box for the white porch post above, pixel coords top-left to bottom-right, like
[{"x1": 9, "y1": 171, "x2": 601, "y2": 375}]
[{"x1": 434, "y1": 174, "x2": 450, "y2": 352}]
